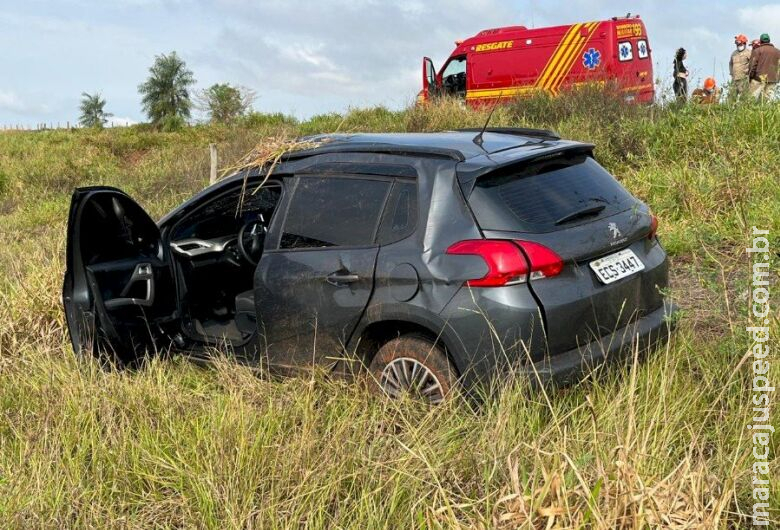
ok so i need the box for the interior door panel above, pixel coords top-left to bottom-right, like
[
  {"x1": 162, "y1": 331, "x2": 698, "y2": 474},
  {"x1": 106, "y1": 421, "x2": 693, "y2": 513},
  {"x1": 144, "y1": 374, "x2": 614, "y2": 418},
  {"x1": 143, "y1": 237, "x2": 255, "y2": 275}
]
[{"x1": 63, "y1": 187, "x2": 176, "y2": 364}]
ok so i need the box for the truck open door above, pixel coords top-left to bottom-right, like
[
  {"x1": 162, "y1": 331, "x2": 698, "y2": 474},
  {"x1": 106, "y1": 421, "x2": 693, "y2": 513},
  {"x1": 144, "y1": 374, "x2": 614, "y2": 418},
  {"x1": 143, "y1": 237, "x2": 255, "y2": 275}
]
[{"x1": 422, "y1": 57, "x2": 439, "y2": 100}]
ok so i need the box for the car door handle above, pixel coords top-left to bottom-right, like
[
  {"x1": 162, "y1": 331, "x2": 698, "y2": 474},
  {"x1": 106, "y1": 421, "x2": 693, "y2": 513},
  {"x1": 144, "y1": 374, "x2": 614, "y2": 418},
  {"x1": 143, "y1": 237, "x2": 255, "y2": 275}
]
[
  {"x1": 104, "y1": 262, "x2": 155, "y2": 309},
  {"x1": 326, "y1": 273, "x2": 360, "y2": 286}
]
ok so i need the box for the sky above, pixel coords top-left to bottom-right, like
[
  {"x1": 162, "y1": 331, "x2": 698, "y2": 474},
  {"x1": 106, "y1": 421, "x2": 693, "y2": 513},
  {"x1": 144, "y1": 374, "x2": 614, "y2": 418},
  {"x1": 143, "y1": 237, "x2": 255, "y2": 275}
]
[{"x1": 0, "y1": 0, "x2": 778, "y2": 127}]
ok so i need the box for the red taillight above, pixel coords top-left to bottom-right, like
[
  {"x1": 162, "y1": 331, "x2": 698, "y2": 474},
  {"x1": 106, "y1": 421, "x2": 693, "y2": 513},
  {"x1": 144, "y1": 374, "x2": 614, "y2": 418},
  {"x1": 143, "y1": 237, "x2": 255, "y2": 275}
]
[
  {"x1": 515, "y1": 240, "x2": 564, "y2": 280},
  {"x1": 446, "y1": 240, "x2": 529, "y2": 287},
  {"x1": 446, "y1": 239, "x2": 563, "y2": 287},
  {"x1": 648, "y1": 214, "x2": 658, "y2": 240}
]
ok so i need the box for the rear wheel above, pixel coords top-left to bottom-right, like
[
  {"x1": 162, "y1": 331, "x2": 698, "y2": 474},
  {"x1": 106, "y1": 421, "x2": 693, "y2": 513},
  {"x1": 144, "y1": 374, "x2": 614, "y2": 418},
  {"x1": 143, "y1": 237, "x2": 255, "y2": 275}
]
[{"x1": 368, "y1": 333, "x2": 457, "y2": 404}]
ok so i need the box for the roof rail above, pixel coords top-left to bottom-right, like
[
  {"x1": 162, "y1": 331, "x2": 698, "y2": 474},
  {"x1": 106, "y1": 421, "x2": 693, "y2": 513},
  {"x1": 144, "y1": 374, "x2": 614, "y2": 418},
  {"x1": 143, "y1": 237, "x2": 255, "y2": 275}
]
[
  {"x1": 282, "y1": 142, "x2": 466, "y2": 162},
  {"x1": 456, "y1": 127, "x2": 560, "y2": 141}
]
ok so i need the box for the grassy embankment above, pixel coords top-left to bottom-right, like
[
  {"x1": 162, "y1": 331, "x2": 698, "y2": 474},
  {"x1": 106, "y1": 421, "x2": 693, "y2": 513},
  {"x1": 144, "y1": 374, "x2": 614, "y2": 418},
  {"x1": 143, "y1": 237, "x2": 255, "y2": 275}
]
[{"x1": 0, "y1": 92, "x2": 778, "y2": 528}]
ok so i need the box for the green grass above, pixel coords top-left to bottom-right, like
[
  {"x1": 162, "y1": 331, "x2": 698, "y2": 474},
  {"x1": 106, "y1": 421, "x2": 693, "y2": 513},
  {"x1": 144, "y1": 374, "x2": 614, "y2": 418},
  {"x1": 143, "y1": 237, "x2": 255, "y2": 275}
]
[{"x1": 0, "y1": 91, "x2": 778, "y2": 528}]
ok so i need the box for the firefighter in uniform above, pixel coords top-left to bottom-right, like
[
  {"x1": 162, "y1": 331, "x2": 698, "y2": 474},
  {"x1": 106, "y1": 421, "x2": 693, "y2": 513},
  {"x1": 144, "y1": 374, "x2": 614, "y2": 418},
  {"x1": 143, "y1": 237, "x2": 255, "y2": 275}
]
[
  {"x1": 729, "y1": 34, "x2": 751, "y2": 100},
  {"x1": 749, "y1": 33, "x2": 780, "y2": 101},
  {"x1": 692, "y1": 77, "x2": 720, "y2": 104}
]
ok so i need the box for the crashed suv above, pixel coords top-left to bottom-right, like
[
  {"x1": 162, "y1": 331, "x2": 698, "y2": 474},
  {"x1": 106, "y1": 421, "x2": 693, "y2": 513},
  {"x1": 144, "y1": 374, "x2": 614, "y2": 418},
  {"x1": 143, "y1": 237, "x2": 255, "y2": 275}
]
[{"x1": 63, "y1": 129, "x2": 677, "y2": 402}]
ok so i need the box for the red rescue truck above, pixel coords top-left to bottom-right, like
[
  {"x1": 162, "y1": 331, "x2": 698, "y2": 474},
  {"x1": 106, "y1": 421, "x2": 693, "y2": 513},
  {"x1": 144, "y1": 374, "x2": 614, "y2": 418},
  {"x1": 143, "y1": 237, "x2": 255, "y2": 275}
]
[{"x1": 420, "y1": 15, "x2": 654, "y2": 105}]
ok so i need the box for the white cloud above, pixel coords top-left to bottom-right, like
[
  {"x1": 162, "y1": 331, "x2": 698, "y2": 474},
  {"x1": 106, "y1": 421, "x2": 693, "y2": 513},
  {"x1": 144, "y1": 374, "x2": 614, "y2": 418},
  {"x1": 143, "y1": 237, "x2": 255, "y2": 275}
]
[
  {"x1": 192, "y1": 0, "x2": 519, "y2": 111},
  {"x1": 0, "y1": 90, "x2": 49, "y2": 114},
  {"x1": 0, "y1": 91, "x2": 25, "y2": 112},
  {"x1": 737, "y1": 4, "x2": 780, "y2": 33},
  {"x1": 689, "y1": 27, "x2": 720, "y2": 41},
  {"x1": 105, "y1": 116, "x2": 138, "y2": 127},
  {"x1": 281, "y1": 44, "x2": 338, "y2": 70}
]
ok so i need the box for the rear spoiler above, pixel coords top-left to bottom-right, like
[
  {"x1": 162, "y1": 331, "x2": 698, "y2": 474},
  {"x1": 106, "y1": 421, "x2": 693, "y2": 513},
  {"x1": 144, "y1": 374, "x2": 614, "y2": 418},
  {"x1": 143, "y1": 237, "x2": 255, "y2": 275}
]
[
  {"x1": 456, "y1": 127, "x2": 561, "y2": 141},
  {"x1": 456, "y1": 142, "x2": 595, "y2": 194}
]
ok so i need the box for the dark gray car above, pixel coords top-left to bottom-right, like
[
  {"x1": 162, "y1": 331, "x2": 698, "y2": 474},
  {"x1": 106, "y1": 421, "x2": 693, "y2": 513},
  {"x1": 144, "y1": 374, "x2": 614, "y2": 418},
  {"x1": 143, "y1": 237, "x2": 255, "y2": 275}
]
[{"x1": 63, "y1": 129, "x2": 677, "y2": 402}]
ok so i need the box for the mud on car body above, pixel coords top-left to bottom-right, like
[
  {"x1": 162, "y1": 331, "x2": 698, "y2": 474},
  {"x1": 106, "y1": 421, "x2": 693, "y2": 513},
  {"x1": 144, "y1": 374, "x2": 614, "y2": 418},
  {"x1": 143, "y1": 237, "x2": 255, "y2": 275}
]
[{"x1": 63, "y1": 129, "x2": 677, "y2": 402}]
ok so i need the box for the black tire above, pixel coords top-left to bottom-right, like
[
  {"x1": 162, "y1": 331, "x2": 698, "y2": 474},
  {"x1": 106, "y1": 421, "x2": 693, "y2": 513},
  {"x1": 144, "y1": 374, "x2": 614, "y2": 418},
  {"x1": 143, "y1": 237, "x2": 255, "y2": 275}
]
[{"x1": 368, "y1": 333, "x2": 458, "y2": 404}]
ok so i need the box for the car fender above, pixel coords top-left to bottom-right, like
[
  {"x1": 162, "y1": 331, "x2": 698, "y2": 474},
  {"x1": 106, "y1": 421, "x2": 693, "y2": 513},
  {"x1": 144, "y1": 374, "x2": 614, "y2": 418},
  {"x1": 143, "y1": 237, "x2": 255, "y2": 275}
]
[{"x1": 348, "y1": 302, "x2": 470, "y2": 377}]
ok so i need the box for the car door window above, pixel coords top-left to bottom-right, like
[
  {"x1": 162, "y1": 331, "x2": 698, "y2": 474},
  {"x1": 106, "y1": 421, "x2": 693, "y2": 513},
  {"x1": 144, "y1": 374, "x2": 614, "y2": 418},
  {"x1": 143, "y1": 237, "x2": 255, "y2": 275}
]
[
  {"x1": 376, "y1": 180, "x2": 418, "y2": 245},
  {"x1": 279, "y1": 176, "x2": 391, "y2": 249}
]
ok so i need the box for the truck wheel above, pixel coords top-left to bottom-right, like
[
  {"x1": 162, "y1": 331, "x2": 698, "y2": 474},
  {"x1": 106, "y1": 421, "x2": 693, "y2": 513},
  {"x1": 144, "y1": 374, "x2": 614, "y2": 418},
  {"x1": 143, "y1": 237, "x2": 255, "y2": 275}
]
[{"x1": 368, "y1": 333, "x2": 457, "y2": 404}]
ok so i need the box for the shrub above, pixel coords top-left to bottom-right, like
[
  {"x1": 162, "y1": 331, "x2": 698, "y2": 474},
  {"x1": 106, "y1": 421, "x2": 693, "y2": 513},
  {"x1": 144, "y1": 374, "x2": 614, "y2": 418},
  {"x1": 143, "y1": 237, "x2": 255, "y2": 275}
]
[{"x1": 241, "y1": 111, "x2": 299, "y2": 129}]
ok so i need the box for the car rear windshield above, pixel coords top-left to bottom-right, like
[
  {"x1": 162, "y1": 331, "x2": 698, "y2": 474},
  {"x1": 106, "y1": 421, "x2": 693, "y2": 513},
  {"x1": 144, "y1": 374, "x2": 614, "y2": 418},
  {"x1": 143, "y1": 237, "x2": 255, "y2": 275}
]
[{"x1": 467, "y1": 153, "x2": 636, "y2": 232}]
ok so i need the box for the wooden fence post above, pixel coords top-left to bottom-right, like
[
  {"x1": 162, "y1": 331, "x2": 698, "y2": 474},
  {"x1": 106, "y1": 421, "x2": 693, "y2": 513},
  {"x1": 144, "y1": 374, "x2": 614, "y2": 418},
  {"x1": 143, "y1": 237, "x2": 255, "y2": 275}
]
[{"x1": 209, "y1": 143, "x2": 218, "y2": 185}]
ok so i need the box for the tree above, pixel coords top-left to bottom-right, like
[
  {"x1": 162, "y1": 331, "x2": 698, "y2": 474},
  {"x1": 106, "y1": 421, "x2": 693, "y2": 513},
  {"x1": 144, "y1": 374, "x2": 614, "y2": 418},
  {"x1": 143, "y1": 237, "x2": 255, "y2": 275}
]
[
  {"x1": 138, "y1": 51, "x2": 195, "y2": 128},
  {"x1": 196, "y1": 83, "x2": 256, "y2": 124},
  {"x1": 78, "y1": 92, "x2": 112, "y2": 128}
]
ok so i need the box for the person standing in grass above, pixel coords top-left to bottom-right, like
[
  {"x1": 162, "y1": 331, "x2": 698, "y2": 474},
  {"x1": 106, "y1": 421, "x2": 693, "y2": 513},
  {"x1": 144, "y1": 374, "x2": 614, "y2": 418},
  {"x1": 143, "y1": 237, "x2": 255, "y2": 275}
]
[
  {"x1": 749, "y1": 33, "x2": 780, "y2": 101},
  {"x1": 673, "y1": 48, "x2": 689, "y2": 102},
  {"x1": 729, "y1": 34, "x2": 751, "y2": 100}
]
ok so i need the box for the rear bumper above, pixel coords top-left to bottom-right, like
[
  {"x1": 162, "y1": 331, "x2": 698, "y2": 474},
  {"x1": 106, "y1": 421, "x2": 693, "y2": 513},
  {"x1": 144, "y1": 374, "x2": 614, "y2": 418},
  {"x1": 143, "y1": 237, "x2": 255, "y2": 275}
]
[{"x1": 525, "y1": 300, "x2": 678, "y2": 387}]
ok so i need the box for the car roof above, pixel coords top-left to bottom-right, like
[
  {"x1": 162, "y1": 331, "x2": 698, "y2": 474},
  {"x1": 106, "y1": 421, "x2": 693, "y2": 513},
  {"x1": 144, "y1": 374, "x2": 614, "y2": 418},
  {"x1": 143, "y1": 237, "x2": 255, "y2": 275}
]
[
  {"x1": 225, "y1": 130, "x2": 594, "y2": 190},
  {"x1": 166, "y1": 130, "x2": 594, "y2": 226},
  {"x1": 295, "y1": 130, "x2": 566, "y2": 162}
]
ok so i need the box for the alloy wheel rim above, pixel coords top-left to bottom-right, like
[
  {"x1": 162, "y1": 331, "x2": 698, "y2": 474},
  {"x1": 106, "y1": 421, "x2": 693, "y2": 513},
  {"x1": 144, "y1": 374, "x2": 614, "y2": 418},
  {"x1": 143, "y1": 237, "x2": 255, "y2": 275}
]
[{"x1": 380, "y1": 357, "x2": 445, "y2": 404}]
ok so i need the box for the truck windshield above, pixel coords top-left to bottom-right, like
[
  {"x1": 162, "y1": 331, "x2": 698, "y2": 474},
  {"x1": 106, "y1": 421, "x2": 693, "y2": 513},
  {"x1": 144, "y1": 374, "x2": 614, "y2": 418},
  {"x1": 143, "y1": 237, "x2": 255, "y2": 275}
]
[{"x1": 441, "y1": 56, "x2": 466, "y2": 97}]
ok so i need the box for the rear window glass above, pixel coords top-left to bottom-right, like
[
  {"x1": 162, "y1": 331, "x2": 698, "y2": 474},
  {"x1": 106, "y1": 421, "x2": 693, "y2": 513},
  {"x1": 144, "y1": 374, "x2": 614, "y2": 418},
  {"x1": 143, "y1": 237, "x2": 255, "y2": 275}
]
[
  {"x1": 618, "y1": 41, "x2": 633, "y2": 61},
  {"x1": 468, "y1": 154, "x2": 636, "y2": 232},
  {"x1": 280, "y1": 176, "x2": 390, "y2": 249},
  {"x1": 637, "y1": 39, "x2": 649, "y2": 59}
]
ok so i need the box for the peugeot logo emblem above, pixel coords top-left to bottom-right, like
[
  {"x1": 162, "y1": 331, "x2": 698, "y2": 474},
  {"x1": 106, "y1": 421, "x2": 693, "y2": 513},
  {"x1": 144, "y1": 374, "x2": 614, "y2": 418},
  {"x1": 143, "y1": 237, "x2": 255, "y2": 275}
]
[{"x1": 608, "y1": 222, "x2": 621, "y2": 239}]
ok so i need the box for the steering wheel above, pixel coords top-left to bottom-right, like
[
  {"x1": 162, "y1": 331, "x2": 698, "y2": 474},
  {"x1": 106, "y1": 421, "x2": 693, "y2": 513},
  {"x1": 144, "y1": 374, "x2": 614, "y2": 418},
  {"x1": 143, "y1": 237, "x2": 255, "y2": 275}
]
[
  {"x1": 237, "y1": 219, "x2": 266, "y2": 265},
  {"x1": 443, "y1": 72, "x2": 465, "y2": 95}
]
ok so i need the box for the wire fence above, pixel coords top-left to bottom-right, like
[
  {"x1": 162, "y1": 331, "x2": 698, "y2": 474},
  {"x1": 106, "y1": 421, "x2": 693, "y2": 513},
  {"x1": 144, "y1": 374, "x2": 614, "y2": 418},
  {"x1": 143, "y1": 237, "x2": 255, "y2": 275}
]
[{"x1": 0, "y1": 120, "x2": 135, "y2": 132}]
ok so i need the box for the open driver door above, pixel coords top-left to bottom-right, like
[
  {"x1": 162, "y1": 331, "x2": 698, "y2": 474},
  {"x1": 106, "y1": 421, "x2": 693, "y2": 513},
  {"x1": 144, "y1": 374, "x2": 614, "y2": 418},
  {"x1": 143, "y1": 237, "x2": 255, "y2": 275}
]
[{"x1": 62, "y1": 187, "x2": 177, "y2": 366}]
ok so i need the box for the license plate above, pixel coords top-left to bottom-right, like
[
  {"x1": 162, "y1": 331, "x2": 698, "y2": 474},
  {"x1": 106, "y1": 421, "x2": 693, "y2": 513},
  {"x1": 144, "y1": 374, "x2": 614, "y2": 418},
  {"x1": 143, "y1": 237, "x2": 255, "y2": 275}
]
[{"x1": 589, "y1": 249, "x2": 645, "y2": 285}]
